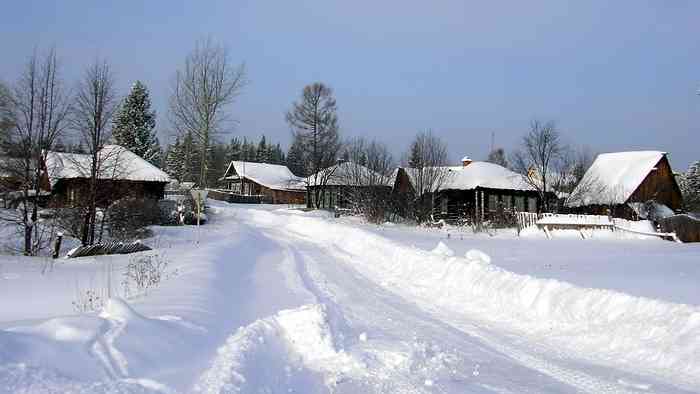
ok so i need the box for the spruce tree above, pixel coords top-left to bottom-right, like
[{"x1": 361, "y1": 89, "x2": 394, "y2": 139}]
[
  {"x1": 227, "y1": 137, "x2": 242, "y2": 162},
  {"x1": 287, "y1": 135, "x2": 306, "y2": 176},
  {"x1": 165, "y1": 137, "x2": 185, "y2": 181},
  {"x1": 408, "y1": 140, "x2": 422, "y2": 168},
  {"x1": 256, "y1": 135, "x2": 269, "y2": 163},
  {"x1": 684, "y1": 161, "x2": 700, "y2": 211},
  {"x1": 112, "y1": 81, "x2": 160, "y2": 165}
]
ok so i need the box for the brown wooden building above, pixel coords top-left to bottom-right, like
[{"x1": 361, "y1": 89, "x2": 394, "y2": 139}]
[
  {"x1": 306, "y1": 161, "x2": 393, "y2": 209},
  {"x1": 219, "y1": 161, "x2": 306, "y2": 204},
  {"x1": 393, "y1": 158, "x2": 543, "y2": 224},
  {"x1": 43, "y1": 145, "x2": 170, "y2": 208},
  {"x1": 565, "y1": 151, "x2": 683, "y2": 218}
]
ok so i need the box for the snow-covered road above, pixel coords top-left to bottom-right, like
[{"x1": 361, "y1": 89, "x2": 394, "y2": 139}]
[{"x1": 1, "y1": 202, "x2": 699, "y2": 393}]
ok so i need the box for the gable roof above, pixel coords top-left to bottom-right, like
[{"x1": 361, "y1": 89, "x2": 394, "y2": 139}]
[
  {"x1": 565, "y1": 150, "x2": 665, "y2": 207},
  {"x1": 44, "y1": 145, "x2": 170, "y2": 187},
  {"x1": 223, "y1": 161, "x2": 305, "y2": 191},
  {"x1": 307, "y1": 161, "x2": 393, "y2": 187}
]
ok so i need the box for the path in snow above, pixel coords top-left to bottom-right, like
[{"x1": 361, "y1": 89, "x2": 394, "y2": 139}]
[{"x1": 194, "y1": 205, "x2": 698, "y2": 393}]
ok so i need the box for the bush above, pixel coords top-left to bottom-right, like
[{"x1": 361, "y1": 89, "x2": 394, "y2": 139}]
[
  {"x1": 121, "y1": 253, "x2": 177, "y2": 298},
  {"x1": 107, "y1": 198, "x2": 160, "y2": 241}
]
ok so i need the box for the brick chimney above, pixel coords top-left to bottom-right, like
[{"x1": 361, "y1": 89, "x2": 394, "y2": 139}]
[{"x1": 461, "y1": 156, "x2": 473, "y2": 167}]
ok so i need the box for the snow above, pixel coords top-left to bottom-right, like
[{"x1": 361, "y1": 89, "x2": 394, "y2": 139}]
[
  {"x1": 0, "y1": 202, "x2": 699, "y2": 393},
  {"x1": 443, "y1": 161, "x2": 533, "y2": 191},
  {"x1": 397, "y1": 161, "x2": 532, "y2": 194},
  {"x1": 44, "y1": 145, "x2": 170, "y2": 187},
  {"x1": 566, "y1": 150, "x2": 665, "y2": 207},
  {"x1": 223, "y1": 161, "x2": 305, "y2": 191}
]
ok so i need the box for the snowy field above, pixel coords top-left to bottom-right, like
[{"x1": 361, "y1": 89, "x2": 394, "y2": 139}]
[{"x1": 0, "y1": 201, "x2": 699, "y2": 393}]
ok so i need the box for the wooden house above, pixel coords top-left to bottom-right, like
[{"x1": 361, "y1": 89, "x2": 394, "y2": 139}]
[
  {"x1": 565, "y1": 151, "x2": 683, "y2": 218},
  {"x1": 43, "y1": 145, "x2": 170, "y2": 208},
  {"x1": 306, "y1": 161, "x2": 393, "y2": 209},
  {"x1": 219, "y1": 161, "x2": 306, "y2": 204},
  {"x1": 394, "y1": 157, "x2": 542, "y2": 224}
]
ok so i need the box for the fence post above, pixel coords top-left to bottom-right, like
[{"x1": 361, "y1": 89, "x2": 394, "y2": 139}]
[{"x1": 52, "y1": 233, "x2": 63, "y2": 259}]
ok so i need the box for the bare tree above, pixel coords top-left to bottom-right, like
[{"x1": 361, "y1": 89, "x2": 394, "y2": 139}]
[
  {"x1": 339, "y1": 137, "x2": 394, "y2": 223},
  {"x1": 286, "y1": 82, "x2": 342, "y2": 208},
  {"x1": 0, "y1": 48, "x2": 71, "y2": 255},
  {"x1": 71, "y1": 59, "x2": 118, "y2": 245},
  {"x1": 511, "y1": 120, "x2": 564, "y2": 212},
  {"x1": 169, "y1": 37, "x2": 247, "y2": 188},
  {"x1": 403, "y1": 130, "x2": 450, "y2": 223}
]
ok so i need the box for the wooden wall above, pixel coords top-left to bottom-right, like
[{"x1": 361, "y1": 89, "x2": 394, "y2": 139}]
[
  {"x1": 51, "y1": 179, "x2": 166, "y2": 208},
  {"x1": 628, "y1": 155, "x2": 683, "y2": 211}
]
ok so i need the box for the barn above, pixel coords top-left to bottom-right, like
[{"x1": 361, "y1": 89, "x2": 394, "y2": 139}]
[
  {"x1": 565, "y1": 151, "x2": 683, "y2": 218},
  {"x1": 395, "y1": 157, "x2": 543, "y2": 224},
  {"x1": 43, "y1": 145, "x2": 170, "y2": 208},
  {"x1": 219, "y1": 161, "x2": 306, "y2": 204}
]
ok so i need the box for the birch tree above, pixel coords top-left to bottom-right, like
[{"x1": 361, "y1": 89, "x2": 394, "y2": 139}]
[
  {"x1": 0, "y1": 48, "x2": 71, "y2": 255},
  {"x1": 71, "y1": 59, "x2": 118, "y2": 245},
  {"x1": 169, "y1": 38, "x2": 246, "y2": 188}
]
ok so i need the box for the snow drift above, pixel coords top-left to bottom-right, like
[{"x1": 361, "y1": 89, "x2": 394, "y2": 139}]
[
  {"x1": 246, "y1": 208, "x2": 700, "y2": 389},
  {"x1": 194, "y1": 304, "x2": 362, "y2": 393}
]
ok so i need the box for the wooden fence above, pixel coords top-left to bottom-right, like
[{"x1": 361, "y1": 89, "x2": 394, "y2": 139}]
[
  {"x1": 659, "y1": 214, "x2": 700, "y2": 243},
  {"x1": 516, "y1": 212, "x2": 539, "y2": 234}
]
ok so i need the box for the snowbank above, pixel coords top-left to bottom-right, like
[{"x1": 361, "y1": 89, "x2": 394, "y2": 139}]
[
  {"x1": 194, "y1": 304, "x2": 362, "y2": 393},
  {"x1": 244, "y1": 209, "x2": 700, "y2": 388}
]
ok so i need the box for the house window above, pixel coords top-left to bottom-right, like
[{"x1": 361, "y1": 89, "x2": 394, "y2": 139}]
[
  {"x1": 69, "y1": 187, "x2": 75, "y2": 205},
  {"x1": 488, "y1": 194, "x2": 498, "y2": 212},
  {"x1": 503, "y1": 195, "x2": 512, "y2": 210},
  {"x1": 528, "y1": 197, "x2": 537, "y2": 213},
  {"x1": 441, "y1": 196, "x2": 448, "y2": 214},
  {"x1": 515, "y1": 196, "x2": 525, "y2": 212},
  {"x1": 231, "y1": 182, "x2": 241, "y2": 193}
]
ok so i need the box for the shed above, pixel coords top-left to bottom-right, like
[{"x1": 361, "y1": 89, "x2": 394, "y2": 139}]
[
  {"x1": 565, "y1": 151, "x2": 683, "y2": 218},
  {"x1": 219, "y1": 161, "x2": 306, "y2": 204}
]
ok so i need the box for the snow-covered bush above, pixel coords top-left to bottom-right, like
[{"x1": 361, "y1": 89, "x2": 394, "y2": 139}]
[
  {"x1": 107, "y1": 198, "x2": 160, "y2": 240},
  {"x1": 121, "y1": 253, "x2": 177, "y2": 298}
]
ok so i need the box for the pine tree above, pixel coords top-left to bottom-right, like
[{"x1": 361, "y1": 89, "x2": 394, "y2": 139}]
[
  {"x1": 287, "y1": 135, "x2": 306, "y2": 176},
  {"x1": 181, "y1": 132, "x2": 201, "y2": 183},
  {"x1": 408, "y1": 140, "x2": 422, "y2": 168},
  {"x1": 684, "y1": 160, "x2": 700, "y2": 211},
  {"x1": 227, "y1": 137, "x2": 242, "y2": 162},
  {"x1": 112, "y1": 81, "x2": 160, "y2": 165},
  {"x1": 165, "y1": 137, "x2": 185, "y2": 181},
  {"x1": 256, "y1": 135, "x2": 268, "y2": 163}
]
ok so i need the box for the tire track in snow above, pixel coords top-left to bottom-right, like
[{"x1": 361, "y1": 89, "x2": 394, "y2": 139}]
[{"x1": 264, "y1": 221, "x2": 679, "y2": 394}]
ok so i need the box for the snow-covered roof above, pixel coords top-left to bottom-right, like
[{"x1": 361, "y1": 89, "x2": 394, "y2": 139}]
[
  {"x1": 566, "y1": 151, "x2": 665, "y2": 207},
  {"x1": 441, "y1": 162, "x2": 533, "y2": 191},
  {"x1": 307, "y1": 162, "x2": 393, "y2": 187},
  {"x1": 44, "y1": 145, "x2": 170, "y2": 187},
  {"x1": 224, "y1": 161, "x2": 305, "y2": 191}
]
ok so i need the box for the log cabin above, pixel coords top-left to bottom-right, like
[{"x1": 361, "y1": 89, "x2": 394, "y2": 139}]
[
  {"x1": 219, "y1": 161, "x2": 306, "y2": 204},
  {"x1": 565, "y1": 151, "x2": 683, "y2": 218},
  {"x1": 394, "y1": 157, "x2": 543, "y2": 224},
  {"x1": 306, "y1": 161, "x2": 393, "y2": 209},
  {"x1": 43, "y1": 145, "x2": 170, "y2": 208}
]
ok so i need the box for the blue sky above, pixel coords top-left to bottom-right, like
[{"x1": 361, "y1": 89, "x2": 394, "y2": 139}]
[{"x1": 1, "y1": 1, "x2": 698, "y2": 169}]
